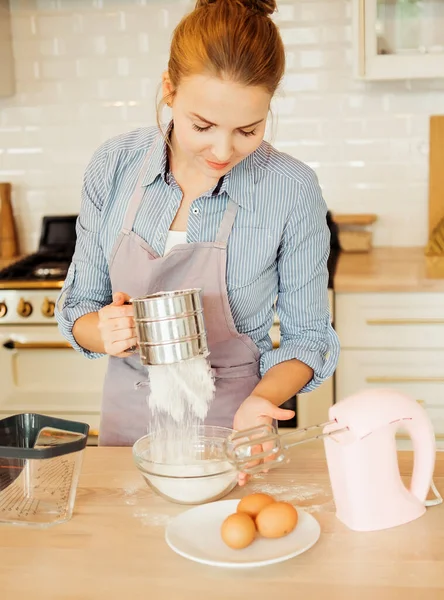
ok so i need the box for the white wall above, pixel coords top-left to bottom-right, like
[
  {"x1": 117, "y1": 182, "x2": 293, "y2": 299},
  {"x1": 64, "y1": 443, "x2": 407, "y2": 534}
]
[{"x1": 1, "y1": 0, "x2": 443, "y2": 253}]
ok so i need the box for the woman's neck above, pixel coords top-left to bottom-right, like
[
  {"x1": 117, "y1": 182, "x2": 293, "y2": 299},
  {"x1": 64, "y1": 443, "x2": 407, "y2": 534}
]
[{"x1": 168, "y1": 128, "x2": 219, "y2": 193}]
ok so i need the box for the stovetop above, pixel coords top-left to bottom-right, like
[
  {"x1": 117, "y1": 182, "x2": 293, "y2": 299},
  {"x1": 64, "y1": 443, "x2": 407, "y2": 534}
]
[
  {"x1": 0, "y1": 252, "x2": 70, "y2": 281},
  {"x1": 0, "y1": 215, "x2": 77, "y2": 289}
]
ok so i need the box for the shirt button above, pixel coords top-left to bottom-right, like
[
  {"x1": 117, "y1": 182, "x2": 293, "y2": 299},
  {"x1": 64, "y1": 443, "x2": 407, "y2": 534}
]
[{"x1": 192, "y1": 207, "x2": 199, "y2": 215}]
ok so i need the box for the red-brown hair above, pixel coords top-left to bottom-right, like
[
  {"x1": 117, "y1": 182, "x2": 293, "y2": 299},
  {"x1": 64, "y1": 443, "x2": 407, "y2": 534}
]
[{"x1": 159, "y1": 0, "x2": 285, "y2": 121}]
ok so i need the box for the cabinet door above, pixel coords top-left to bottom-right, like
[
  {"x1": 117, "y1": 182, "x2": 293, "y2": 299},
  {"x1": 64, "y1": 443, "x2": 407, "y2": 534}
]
[
  {"x1": 354, "y1": 0, "x2": 444, "y2": 80},
  {"x1": 336, "y1": 292, "x2": 444, "y2": 349},
  {"x1": 0, "y1": 326, "x2": 107, "y2": 430},
  {"x1": 336, "y1": 348, "x2": 444, "y2": 435},
  {"x1": 297, "y1": 377, "x2": 334, "y2": 429}
]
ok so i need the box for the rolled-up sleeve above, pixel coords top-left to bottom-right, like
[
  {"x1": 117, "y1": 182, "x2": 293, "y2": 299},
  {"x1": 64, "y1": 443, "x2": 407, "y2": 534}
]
[
  {"x1": 55, "y1": 143, "x2": 112, "y2": 359},
  {"x1": 260, "y1": 170, "x2": 340, "y2": 392}
]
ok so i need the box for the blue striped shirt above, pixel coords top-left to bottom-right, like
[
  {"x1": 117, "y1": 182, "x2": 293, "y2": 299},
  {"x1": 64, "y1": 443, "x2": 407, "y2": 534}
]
[{"x1": 55, "y1": 125, "x2": 340, "y2": 393}]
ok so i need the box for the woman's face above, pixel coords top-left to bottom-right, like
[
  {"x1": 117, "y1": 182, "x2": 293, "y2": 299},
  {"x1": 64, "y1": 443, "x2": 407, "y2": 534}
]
[{"x1": 163, "y1": 73, "x2": 271, "y2": 178}]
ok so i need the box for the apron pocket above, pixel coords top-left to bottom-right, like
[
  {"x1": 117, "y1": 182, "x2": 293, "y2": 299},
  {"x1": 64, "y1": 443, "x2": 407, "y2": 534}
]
[{"x1": 212, "y1": 361, "x2": 260, "y2": 380}]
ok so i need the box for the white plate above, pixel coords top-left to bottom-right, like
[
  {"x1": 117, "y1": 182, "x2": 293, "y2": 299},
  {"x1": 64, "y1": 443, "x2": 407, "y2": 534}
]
[{"x1": 165, "y1": 499, "x2": 321, "y2": 568}]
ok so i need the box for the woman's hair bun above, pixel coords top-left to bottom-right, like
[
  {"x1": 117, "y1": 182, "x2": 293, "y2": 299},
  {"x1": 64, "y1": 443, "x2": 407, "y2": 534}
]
[{"x1": 195, "y1": 0, "x2": 277, "y2": 17}]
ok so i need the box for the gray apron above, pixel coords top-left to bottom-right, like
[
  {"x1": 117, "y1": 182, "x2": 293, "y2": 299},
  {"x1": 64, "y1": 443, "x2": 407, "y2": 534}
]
[{"x1": 99, "y1": 145, "x2": 261, "y2": 445}]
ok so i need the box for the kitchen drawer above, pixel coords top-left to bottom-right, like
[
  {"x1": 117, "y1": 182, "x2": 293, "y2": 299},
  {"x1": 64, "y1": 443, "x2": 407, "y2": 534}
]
[
  {"x1": 336, "y1": 292, "x2": 444, "y2": 349},
  {"x1": 336, "y1": 349, "x2": 444, "y2": 434}
]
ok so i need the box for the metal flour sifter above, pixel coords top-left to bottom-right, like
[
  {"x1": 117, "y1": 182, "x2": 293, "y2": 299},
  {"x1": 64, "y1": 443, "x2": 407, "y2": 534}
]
[{"x1": 129, "y1": 288, "x2": 216, "y2": 422}]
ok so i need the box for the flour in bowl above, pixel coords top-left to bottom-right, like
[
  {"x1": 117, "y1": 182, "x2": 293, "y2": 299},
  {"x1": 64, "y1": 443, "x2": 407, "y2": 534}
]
[{"x1": 141, "y1": 459, "x2": 237, "y2": 504}]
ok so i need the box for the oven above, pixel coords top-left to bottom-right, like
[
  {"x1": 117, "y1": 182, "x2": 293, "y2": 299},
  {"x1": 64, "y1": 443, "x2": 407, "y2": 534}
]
[
  {"x1": 0, "y1": 216, "x2": 106, "y2": 436},
  {"x1": 0, "y1": 307, "x2": 107, "y2": 430}
]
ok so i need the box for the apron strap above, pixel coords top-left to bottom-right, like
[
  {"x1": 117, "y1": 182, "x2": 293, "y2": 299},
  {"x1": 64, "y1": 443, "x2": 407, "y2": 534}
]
[
  {"x1": 215, "y1": 199, "x2": 238, "y2": 247},
  {"x1": 121, "y1": 141, "x2": 158, "y2": 234}
]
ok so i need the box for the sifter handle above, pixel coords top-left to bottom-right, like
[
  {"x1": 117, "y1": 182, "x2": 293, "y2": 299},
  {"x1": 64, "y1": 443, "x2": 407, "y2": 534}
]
[{"x1": 124, "y1": 300, "x2": 138, "y2": 354}]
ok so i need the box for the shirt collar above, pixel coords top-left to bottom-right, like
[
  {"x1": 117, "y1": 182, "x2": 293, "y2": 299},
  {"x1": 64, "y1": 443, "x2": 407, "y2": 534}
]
[
  {"x1": 223, "y1": 152, "x2": 255, "y2": 211},
  {"x1": 141, "y1": 121, "x2": 256, "y2": 211},
  {"x1": 200, "y1": 152, "x2": 255, "y2": 211}
]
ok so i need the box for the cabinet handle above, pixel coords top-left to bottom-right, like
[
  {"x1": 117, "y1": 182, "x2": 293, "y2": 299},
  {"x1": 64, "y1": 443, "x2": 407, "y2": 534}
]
[
  {"x1": 366, "y1": 318, "x2": 444, "y2": 325},
  {"x1": 366, "y1": 376, "x2": 444, "y2": 383},
  {"x1": 3, "y1": 340, "x2": 72, "y2": 350}
]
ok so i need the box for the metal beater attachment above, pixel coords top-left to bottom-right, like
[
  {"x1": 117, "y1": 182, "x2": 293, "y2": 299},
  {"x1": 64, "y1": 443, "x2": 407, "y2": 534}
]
[{"x1": 224, "y1": 420, "x2": 349, "y2": 474}]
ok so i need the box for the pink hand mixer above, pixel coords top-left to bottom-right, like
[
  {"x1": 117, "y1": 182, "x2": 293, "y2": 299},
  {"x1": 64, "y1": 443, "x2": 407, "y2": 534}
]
[{"x1": 225, "y1": 388, "x2": 442, "y2": 532}]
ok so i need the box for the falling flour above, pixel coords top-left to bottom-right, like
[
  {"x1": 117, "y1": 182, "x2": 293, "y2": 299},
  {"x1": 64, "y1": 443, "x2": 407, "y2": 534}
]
[
  {"x1": 137, "y1": 355, "x2": 237, "y2": 504},
  {"x1": 147, "y1": 355, "x2": 215, "y2": 422}
]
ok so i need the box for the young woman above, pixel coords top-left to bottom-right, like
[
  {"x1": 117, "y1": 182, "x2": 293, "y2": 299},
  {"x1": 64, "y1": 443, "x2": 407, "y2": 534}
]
[{"x1": 55, "y1": 0, "x2": 340, "y2": 471}]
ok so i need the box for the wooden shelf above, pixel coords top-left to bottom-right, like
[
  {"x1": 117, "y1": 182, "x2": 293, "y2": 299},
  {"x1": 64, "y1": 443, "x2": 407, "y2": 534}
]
[{"x1": 332, "y1": 213, "x2": 377, "y2": 226}]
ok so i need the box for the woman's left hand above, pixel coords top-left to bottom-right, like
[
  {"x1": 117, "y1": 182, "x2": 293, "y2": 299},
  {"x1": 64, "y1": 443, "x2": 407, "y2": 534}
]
[{"x1": 233, "y1": 395, "x2": 295, "y2": 486}]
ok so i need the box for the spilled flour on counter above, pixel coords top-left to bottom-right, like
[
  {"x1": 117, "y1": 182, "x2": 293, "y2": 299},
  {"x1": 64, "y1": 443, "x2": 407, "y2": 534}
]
[
  {"x1": 249, "y1": 482, "x2": 333, "y2": 511},
  {"x1": 133, "y1": 509, "x2": 172, "y2": 527},
  {"x1": 123, "y1": 486, "x2": 144, "y2": 506},
  {"x1": 303, "y1": 500, "x2": 335, "y2": 514}
]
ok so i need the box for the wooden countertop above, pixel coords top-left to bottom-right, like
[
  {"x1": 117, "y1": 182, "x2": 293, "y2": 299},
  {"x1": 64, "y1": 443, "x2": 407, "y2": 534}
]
[
  {"x1": 1, "y1": 444, "x2": 444, "y2": 599},
  {"x1": 0, "y1": 256, "x2": 20, "y2": 271},
  {"x1": 334, "y1": 246, "x2": 444, "y2": 293}
]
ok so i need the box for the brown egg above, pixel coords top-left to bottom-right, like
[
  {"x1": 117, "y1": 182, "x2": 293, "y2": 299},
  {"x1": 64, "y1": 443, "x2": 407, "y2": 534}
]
[
  {"x1": 237, "y1": 493, "x2": 276, "y2": 521},
  {"x1": 255, "y1": 501, "x2": 298, "y2": 539},
  {"x1": 221, "y1": 512, "x2": 256, "y2": 550}
]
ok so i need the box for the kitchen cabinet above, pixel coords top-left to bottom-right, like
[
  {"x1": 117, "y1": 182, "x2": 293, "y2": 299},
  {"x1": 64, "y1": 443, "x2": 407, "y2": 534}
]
[
  {"x1": 335, "y1": 291, "x2": 444, "y2": 441},
  {"x1": 353, "y1": 0, "x2": 444, "y2": 80},
  {"x1": 0, "y1": 0, "x2": 14, "y2": 97}
]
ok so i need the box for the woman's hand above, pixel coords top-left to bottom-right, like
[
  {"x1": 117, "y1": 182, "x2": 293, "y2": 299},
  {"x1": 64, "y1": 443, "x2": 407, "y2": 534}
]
[
  {"x1": 97, "y1": 292, "x2": 137, "y2": 357},
  {"x1": 233, "y1": 395, "x2": 295, "y2": 486}
]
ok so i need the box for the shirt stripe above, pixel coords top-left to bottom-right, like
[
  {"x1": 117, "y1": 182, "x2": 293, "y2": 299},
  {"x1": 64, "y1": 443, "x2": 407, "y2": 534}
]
[{"x1": 55, "y1": 125, "x2": 340, "y2": 393}]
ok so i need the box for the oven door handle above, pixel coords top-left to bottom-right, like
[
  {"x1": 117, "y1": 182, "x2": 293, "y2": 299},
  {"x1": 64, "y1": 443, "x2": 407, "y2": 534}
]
[{"x1": 2, "y1": 340, "x2": 73, "y2": 350}]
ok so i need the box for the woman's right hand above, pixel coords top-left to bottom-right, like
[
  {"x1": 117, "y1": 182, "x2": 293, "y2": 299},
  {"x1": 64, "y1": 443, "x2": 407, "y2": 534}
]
[{"x1": 97, "y1": 292, "x2": 137, "y2": 357}]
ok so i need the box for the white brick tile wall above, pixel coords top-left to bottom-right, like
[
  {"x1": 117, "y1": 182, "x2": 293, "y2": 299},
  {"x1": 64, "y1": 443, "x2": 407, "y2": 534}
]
[{"x1": 0, "y1": 0, "x2": 443, "y2": 252}]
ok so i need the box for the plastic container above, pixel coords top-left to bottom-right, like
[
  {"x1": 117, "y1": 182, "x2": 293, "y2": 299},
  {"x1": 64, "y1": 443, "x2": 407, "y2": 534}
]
[{"x1": 0, "y1": 413, "x2": 89, "y2": 527}]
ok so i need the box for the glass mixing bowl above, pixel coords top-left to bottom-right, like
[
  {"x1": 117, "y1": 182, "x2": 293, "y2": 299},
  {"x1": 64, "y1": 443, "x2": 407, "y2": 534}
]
[{"x1": 132, "y1": 425, "x2": 238, "y2": 505}]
